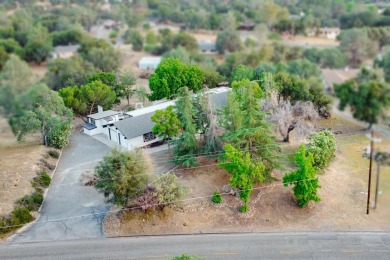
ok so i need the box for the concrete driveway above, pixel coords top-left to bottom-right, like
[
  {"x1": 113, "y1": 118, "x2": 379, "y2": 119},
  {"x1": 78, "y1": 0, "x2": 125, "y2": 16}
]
[{"x1": 9, "y1": 132, "x2": 111, "y2": 243}]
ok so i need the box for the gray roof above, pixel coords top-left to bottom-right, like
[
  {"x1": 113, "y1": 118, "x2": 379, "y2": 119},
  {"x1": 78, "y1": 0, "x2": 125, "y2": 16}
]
[
  {"x1": 114, "y1": 90, "x2": 229, "y2": 139},
  {"x1": 114, "y1": 112, "x2": 155, "y2": 139},
  {"x1": 84, "y1": 123, "x2": 97, "y2": 130},
  {"x1": 199, "y1": 41, "x2": 216, "y2": 52},
  {"x1": 211, "y1": 91, "x2": 228, "y2": 108},
  {"x1": 88, "y1": 110, "x2": 120, "y2": 120},
  {"x1": 54, "y1": 45, "x2": 80, "y2": 53}
]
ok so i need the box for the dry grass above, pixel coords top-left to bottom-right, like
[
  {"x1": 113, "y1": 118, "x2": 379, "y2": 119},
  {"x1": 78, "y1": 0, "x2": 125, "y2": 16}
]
[{"x1": 104, "y1": 116, "x2": 390, "y2": 235}]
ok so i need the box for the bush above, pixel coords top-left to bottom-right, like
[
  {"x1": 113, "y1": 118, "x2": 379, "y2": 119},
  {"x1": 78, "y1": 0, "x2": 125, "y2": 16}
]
[
  {"x1": 109, "y1": 30, "x2": 118, "y2": 39},
  {"x1": 34, "y1": 171, "x2": 51, "y2": 187},
  {"x1": 211, "y1": 191, "x2": 222, "y2": 203},
  {"x1": 11, "y1": 208, "x2": 35, "y2": 225},
  {"x1": 48, "y1": 149, "x2": 60, "y2": 159},
  {"x1": 16, "y1": 192, "x2": 44, "y2": 211},
  {"x1": 153, "y1": 173, "x2": 187, "y2": 208},
  {"x1": 306, "y1": 130, "x2": 336, "y2": 171},
  {"x1": 239, "y1": 204, "x2": 248, "y2": 213}
]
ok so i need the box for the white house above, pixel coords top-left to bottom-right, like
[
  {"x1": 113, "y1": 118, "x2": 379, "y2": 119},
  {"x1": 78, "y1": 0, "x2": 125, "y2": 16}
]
[
  {"x1": 52, "y1": 45, "x2": 79, "y2": 59},
  {"x1": 138, "y1": 57, "x2": 162, "y2": 70},
  {"x1": 199, "y1": 40, "x2": 217, "y2": 53},
  {"x1": 83, "y1": 106, "x2": 123, "y2": 136},
  {"x1": 84, "y1": 88, "x2": 231, "y2": 150},
  {"x1": 307, "y1": 27, "x2": 340, "y2": 40}
]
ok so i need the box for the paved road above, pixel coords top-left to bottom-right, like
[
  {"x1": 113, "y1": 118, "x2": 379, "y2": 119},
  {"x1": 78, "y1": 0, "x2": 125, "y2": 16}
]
[
  {"x1": 8, "y1": 132, "x2": 111, "y2": 243},
  {"x1": 2, "y1": 232, "x2": 390, "y2": 259}
]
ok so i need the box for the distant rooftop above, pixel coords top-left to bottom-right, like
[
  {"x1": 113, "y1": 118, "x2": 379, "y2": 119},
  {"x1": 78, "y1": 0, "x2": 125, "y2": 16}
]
[
  {"x1": 126, "y1": 100, "x2": 175, "y2": 117},
  {"x1": 54, "y1": 45, "x2": 80, "y2": 53},
  {"x1": 139, "y1": 57, "x2": 162, "y2": 64},
  {"x1": 87, "y1": 110, "x2": 121, "y2": 120}
]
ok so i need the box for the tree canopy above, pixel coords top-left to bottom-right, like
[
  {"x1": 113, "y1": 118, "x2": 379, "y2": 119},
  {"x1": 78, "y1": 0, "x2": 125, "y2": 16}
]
[
  {"x1": 148, "y1": 58, "x2": 204, "y2": 101},
  {"x1": 283, "y1": 145, "x2": 321, "y2": 208}
]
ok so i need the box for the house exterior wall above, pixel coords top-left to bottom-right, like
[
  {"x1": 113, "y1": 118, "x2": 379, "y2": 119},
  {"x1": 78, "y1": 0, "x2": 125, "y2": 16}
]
[
  {"x1": 83, "y1": 127, "x2": 99, "y2": 135},
  {"x1": 139, "y1": 62, "x2": 160, "y2": 70},
  {"x1": 126, "y1": 135, "x2": 162, "y2": 150}
]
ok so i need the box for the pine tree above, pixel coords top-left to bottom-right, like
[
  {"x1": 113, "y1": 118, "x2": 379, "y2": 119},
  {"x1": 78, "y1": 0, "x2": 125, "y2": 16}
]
[{"x1": 173, "y1": 87, "x2": 199, "y2": 166}]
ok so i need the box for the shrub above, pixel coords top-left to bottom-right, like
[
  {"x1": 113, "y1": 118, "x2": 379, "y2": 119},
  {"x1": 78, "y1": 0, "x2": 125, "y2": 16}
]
[
  {"x1": 11, "y1": 208, "x2": 35, "y2": 225},
  {"x1": 48, "y1": 150, "x2": 60, "y2": 159},
  {"x1": 211, "y1": 191, "x2": 222, "y2": 204},
  {"x1": 153, "y1": 173, "x2": 187, "y2": 209},
  {"x1": 306, "y1": 130, "x2": 336, "y2": 171},
  {"x1": 239, "y1": 205, "x2": 248, "y2": 213},
  {"x1": 33, "y1": 171, "x2": 51, "y2": 188},
  {"x1": 16, "y1": 192, "x2": 44, "y2": 211}
]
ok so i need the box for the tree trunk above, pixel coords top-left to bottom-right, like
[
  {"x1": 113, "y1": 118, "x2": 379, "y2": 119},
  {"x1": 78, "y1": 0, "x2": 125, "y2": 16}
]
[
  {"x1": 127, "y1": 96, "x2": 130, "y2": 106},
  {"x1": 283, "y1": 125, "x2": 295, "y2": 142}
]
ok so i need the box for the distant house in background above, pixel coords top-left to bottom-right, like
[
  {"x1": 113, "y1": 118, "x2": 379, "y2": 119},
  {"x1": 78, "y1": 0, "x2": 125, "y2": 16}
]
[
  {"x1": 52, "y1": 45, "x2": 79, "y2": 59},
  {"x1": 138, "y1": 57, "x2": 162, "y2": 70},
  {"x1": 237, "y1": 22, "x2": 256, "y2": 31},
  {"x1": 83, "y1": 87, "x2": 231, "y2": 150},
  {"x1": 104, "y1": 19, "x2": 120, "y2": 29},
  {"x1": 199, "y1": 40, "x2": 217, "y2": 53},
  {"x1": 307, "y1": 27, "x2": 340, "y2": 40}
]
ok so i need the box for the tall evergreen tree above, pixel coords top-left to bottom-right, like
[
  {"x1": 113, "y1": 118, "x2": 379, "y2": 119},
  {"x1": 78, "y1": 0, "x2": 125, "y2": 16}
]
[{"x1": 173, "y1": 87, "x2": 199, "y2": 167}]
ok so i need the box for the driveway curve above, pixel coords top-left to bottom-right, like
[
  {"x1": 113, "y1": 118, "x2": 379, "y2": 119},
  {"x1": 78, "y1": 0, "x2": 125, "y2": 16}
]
[{"x1": 9, "y1": 132, "x2": 111, "y2": 243}]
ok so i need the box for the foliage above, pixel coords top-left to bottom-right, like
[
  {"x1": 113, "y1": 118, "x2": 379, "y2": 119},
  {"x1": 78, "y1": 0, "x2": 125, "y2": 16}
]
[
  {"x1": 151, "y1": 105, "x2": 181, "y2": 144},
  {"x1": 136, "y1": 187, "x2": 158, "y2": 213},
  {"x1": 125, "y1": 29, "x2": 144, "y2": 51},
  {"x1": 47, "y1": 121, "x2": 72, "y2": 149},
  {"x1": 51, "y1": 27, "x2": 84, "y2": 46},
  {"x1": 173, "y1": 87, "x2": 199, "y2": 167},
  {"x1": 162, "y1": 46, "x2": 190, "y2": 63},
  {"x1": 16, "y1": 192, "x2": 44, "y2": 211},
  {"x1": 82, "y1": 47, "x2": 121, "y2": 72},
  {"x1": 149, "y1": 58, "x2": 204, "y2": 101},
  {"x1": 283, "y1": 145, "x2": 321, "y2": 208},
  {"x1": 59, "y1": 80, "x2": 116, "y2": 115},
  {"x1": 306, "y1": 130, "x2": 336, "y2": 171},
  {"x1": 338, "y1": 29, "x2": 378, "y2": 68},
  {"x1": 221, "y1": 79, "x2": 280, "y2": 176},
  {"x1": 211, "y1": 191, "x2": 222, "y2": 204},
  {"x1": 116, "y1": 71, "x2": 136, "y2": 105},
  {"x1": 216, "y1": 30, "x2": 242, "y2": 54},
  {"x1": 0, "y1": 55, "x2": 33, "y2": 115},
  {"x1": 45, "y1": 56, "x2": 96, "y2": 91},
  {"x1": 94, "y1": 149, "x2": 150, "y2": 207},
  {"x1": 267, "y1": 101, "x2": 319, "y2": 142},
  {"x1": 10, "y1": 84, "x2": 73, "y2": 147},
  {"x1": 23, "y1": 25, "x2": 53, "y2": 64},
  {"x1": 0, "y1": 47, "x2": 9, "y2": 72},
  {"x1": 376, "y1": 49, "x2": 390, "y2": 82},
  {"x1": 10, "y1": 208, "x2": 35, "y2": 224},
  {"x1": 201, "y1": 68, "x2": 225, "y2": 89},
  {"x1": 48, "y1": 150, "x2": 60, "y2": 159},
  {"x1": 286, "y1": 59, "x2": 321, "y2": 80},
  {"x1": 220, "y1": 144, "x2": 265, "y2": 212},
  {"x1": 334, "y1": 72, "x2": 390, "y2": 127},
  {"x1": 230, "y1": 64, "x2": 255, "y2": 83},
  {"x1": 153, "y1": 173, "x2": 187, "y2": 209}
]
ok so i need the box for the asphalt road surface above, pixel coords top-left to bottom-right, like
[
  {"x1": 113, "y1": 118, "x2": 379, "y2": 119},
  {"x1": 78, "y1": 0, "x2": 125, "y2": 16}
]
[
  {"x1": 1, "y1": 232, "x2": 390, "y2": 259},
  {"x1": 8, "y1": 132, "x2": 110, "y2": 243}
]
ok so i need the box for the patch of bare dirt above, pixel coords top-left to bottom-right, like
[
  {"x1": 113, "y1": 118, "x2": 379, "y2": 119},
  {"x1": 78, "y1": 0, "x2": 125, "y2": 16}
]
[{"x1": 104, "y1": 123, "x2": 390, "y2": 235}]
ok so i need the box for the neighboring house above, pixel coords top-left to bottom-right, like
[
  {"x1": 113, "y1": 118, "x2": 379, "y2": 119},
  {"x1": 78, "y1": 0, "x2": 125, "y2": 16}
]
[
  {"x1": 237, "y1": 22, "x2": 256, "y2": 31},
  {"x1": 83, "y1": 88, "x2": 231, "y2": 150},
  {"x1": 51, "y1": 45, "x2": 79, "y2": 59},
  {"x1": 103, "y1": 19, "x2": 120, "y2": 29},
  {"x1": 199, "y1": 40, "x2": 217, "y2": 53},
  {"x1": 138, "y1": 57, "x2": 162, "y2": 70},
  {"x1": 307, "y1": 27, "x2": 340, "y2": 40}
]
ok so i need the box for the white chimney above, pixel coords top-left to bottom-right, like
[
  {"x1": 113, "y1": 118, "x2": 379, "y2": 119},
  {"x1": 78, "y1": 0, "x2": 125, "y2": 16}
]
[{"x1": 98, "y1": 106, "x2": 103, "y2": 113}]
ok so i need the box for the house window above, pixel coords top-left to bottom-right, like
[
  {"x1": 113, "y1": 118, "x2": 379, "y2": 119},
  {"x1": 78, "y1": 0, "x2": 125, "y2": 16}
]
[
  {"x1": 143, "y1": 132, "x2": 156, "y2": 142},
  {"x1": 90, "y1": 118, "x2": 95, "y2": 125}
]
